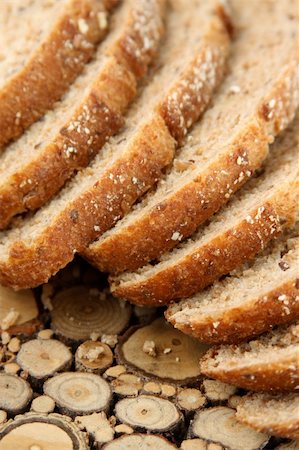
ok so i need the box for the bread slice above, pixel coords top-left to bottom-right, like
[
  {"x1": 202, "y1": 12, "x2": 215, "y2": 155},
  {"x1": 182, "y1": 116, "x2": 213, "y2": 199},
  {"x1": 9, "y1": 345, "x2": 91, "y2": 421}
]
[
  {"x1": 0, "y1": 0, "x2": 231, "y2": 289},
  {"x1": 110, "y1": 116, "x2": 299, "y2": 306},
  {"x1": 200, "y1": 321, "x2": 299, "y2": 392},
  {"x1": 166, "y1": 231, "x2": 299, "y2": 344},
  {"x1": 236, "y1": 393, "x2": 299, "y2": 440},
  {"x1": 0, "y1": 0, "x2": 119, "y2": 148},
  {"x1": 0, "y1": 0, "x2": 166, "y2": 229},
  {"x1": 89, "y1": 0, "x2": 299, "y2": 275}
]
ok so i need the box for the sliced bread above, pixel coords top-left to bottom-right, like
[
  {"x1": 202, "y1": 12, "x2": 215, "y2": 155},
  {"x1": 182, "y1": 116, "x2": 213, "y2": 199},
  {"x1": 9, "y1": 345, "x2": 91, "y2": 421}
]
[
  {"x1": 0, "y1": 0, "x2": 231, "y2": 289},
  {"x1": 88, "y1": 0, "x2": 299, "y2": 275},
  {"x1": 236, "y1": 393, "x2": 299, "y2": 440},
  {"x1": 166, "y1": 231, "x2": 299, "y2": 344},
  {"x1": 200, "y1": 321, "x2": 299, "y2": 392},
  {"x1": 0, "y1": 0, "x2": 166, "y2": 229},
  {"x1": 111, "y1": 116, "x2": 299, "y2": 305},
  {"x1": 0, "y1": 0, "x2": 118, "y2": 148}
]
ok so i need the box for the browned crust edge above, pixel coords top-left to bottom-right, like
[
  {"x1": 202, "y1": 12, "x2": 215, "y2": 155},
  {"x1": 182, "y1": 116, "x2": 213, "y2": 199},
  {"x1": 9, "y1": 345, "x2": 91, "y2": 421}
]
[
  {"x1": 0, "y1": 116, "x2": 174, "y2": 289},
  {"x1": 0, "y1": 0, "x2": 118, "y2": 148},
  {"x1": 88, "y1": 59, "x2": 299, "y2": 275},
  {"x1": 236, "y1": 395, "x2": 299, "y2": 439},
  {"x1": 111, "y1": 203, "x2": 282, "y2": 306},
  {"x1": 166, "y1": 278, "x2": 299, "y2": 344},
  {"x1": 200, "y1": 349, "x2": 299, "y2": 392},
  {"x1": 0, "y1": 0, "x2": 166, "y2": 229}
]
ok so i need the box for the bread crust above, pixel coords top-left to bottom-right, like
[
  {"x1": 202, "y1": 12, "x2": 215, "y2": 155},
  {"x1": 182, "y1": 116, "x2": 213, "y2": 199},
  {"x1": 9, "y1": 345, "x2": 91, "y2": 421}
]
[
  {"x1": 90, "y1": 57, "x2": 299, "y2": 275},
  {"x1": 0, "y1": 116, "x2": 174, "y2": 289},
  {"x1": 236, "y1": 394, "x2": 299, "y2": 439},
  {"x1": 111, "y1": 202, "x2": 282, "y2": 305},
  {"x1": 0, "y1": 0, "x2": 166, "y2": 229},
  {"x1": 0, "y1": 0, "x2": 119, "y2": 148},
  {"x1": 200, "y1": 347, "x2": 299, "y2": 392},
  {"x1": 166, "y1": 279, "x2": 299, "y2": 344}
]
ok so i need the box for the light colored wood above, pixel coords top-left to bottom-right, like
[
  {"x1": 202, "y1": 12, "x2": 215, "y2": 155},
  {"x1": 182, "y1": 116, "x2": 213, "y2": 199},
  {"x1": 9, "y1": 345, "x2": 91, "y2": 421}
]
[
  {"x1": 75, "y1": 412, "x2": 114, "y2": 445},
  {"x1": 44, "y1": 372, "x2": 111, "y2": 417},
  {"x1": 75, "y1": 341, "x2": 113, "y2": 374},
  {"x1": 0, "y1": 286, "x2": 38, "y2": 333},
  {"x1": 51, "y1": 287, "x2": 131, "y2": 341},
  {"x1": 111, "y1": 374, "x2": 143, "y2": 397},
  {"x1": 190, "y1": 407, "x2": 269, "y2": 450},
  {"x1": 114, "y1": 394, "x2": 183, "y2": 434},
  {"x1": 116, "y1": 318, "x2": 210, "y2": 383},
  {"x1": 181, "y1": 439, "x2": 223, "y2": 450},
  {"x1": 0, "y1": 373, "x2": 32, "y2": 414},
  {"x1": 102, "y1": 434, "x2": 177, "y2": 449},
  {"x1": 177, "y1": 388, "x2": 206, "y2": 412},
  {"x1": 16, "y1": 339, "x2": 72, "y2": 381},
  {"x1": 104, "y1": 365, "x2": 126, "y2": 379},
  {"x1": 31, "y1": 395, "x2": 55, "y2": 414},
  {"x1": 0, "y1": 412, "x2": 88, "y2": 449}
]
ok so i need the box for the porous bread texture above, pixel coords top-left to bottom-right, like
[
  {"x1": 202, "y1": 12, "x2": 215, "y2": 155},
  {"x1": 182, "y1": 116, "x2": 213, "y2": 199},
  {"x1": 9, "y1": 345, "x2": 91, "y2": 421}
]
[
  {"x1": 110, "y1": 119, "x2": 299, "y2": 305},
  {"x1": 0, "y1": 0, "x2": 231, "y2": 289},
  {"x1": 166, "y1": 231, "x2": 299, "y2": 344},
  {"x1": 89, "y1": 0, "x2": 299, "y2": 275},
  {"x1": 200, "y1": 321, "x2": 299, "y2": 392},
  {"x1": 0, "y1": 0, "x2": 118, "y2": 147},
  {"x1": 236, "y1": 393, "x2": 299, "y2": 440},
  {"x1": 0, "y1": 0, "x2": 166, "y2": 229}
]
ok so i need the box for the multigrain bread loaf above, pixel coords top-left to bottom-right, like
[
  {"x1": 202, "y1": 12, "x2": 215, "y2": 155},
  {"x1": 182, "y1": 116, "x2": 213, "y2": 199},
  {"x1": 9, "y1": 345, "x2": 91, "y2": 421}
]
[
  {"x1": 89, "y1": 0, "x2": 299, "y2": 275},
  {"x1": 0, "y1": 0, "x2": 166, "y2": 229},
  {"x1": 0, "y1": 0, "x2": 232, "y2": 290},
  {"x1": 236, "y1": 393, "x2": 299, "y2": 440},
  {"x1": 200, "y1": 321, "x2": 299, "y2": 392},
  {"x1": 0, "y1": 0, "x2": 118, "y2": 148},
  {"x1": 166, "y1": 231, "x2": 299, "y2": 344},
  {"x1": 111, "y1": 116, "x2": 299, "y2": 305}
]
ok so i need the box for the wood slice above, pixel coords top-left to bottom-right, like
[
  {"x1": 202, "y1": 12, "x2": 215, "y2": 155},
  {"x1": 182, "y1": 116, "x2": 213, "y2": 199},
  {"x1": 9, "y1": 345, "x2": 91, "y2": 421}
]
[
  {"x1": 114, "y1": 395, "x2": 183, "y2": 435},
  {"x1": 75, "y1": 412, "x2": 114, "y2": 446},
  {"x1": 51, "y1": 287, "x2": 131, "y2": 342},
  {"x1": 31, "y1": 395, "x2": 55, "y2": 414},
  {"x1": 111, "y1": 374, "x2": 144, "y2": 397},
  {"x1": 0, "y1": 286, "x2": 38, "y2": 335},
  {"x1": 0, "y1": 412, "x2": 88, "y2": 449},
  {"x1": 75, "y1": 341, "x2": 113, "y2": 374},
  {"x1": 44, "y1": 372, "x2": 112, "y2": 417},
  {"x1": 177, "y1": 388, "x2": 206, "y2": 412},
  {"x1": 102, "y1": 433, "x2": 177, "y2": 449},
  {"x1": 16, "y1": 339, "x2": 72, "y2": 383},
  {"x1": 181, "y1": 438, "x2": 223, "y2": 450},
  {"x1": 189, "y1": 407, "x2": 269, "y2": 450},
  {"x1": 0, "y1": 374, "x2": 32, "y2": 414},
  {"x1": 116, "y1": 318, "x2": 210, "y2": 384},
  {"x1": 202, "y1": 380, "x2": 238, "y2": 404}
]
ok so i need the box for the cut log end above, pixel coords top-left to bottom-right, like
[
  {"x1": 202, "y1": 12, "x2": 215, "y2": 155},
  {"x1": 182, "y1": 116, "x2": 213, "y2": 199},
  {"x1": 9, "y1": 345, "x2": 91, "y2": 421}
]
[
  {"x1": 50, "y1": 286, "x2": 131, "y2": 342},
  {"x1": 116, "y1": 318, "x2": 210, "y2": 384},
  {"x1": 114, "y1": 395, "x2": 183, "y2": 434},
  {"x1": 102, "y1": 433, "x2": 177, "y2": 449},
  {"x1": 0, "y1": 286, "x2": 38, "y2": 335},
  {"x1": 0, "y1": 374, "x2": 32, "y2": 414},
  {"x1": 75, "y1": 341, "x2": 113, "y2": 374},
  {"x1": 202, "y1": 380, "x2": 238, "y2": 403},
  {"x1": 189, "y1": 407, "x2": 269, "y2": 450},
  {"x1": 177, "y1": 388, "x2": 206, "y2": 412},
  {"x1": 44, "y1": 372, "x2": 112, "y2": 417},
  {"x1": 0, "y1": 412, "x2": 89, "y2": 449},
  {"x1": 16, "y1": 339, "x2": 72, "y2": 381}
]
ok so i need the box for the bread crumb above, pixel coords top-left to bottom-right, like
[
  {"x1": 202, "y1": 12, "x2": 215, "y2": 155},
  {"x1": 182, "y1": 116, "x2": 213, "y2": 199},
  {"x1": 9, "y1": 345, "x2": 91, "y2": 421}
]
[{"x1": 143, "y1": 340, "x2": 156, "y2": 357}]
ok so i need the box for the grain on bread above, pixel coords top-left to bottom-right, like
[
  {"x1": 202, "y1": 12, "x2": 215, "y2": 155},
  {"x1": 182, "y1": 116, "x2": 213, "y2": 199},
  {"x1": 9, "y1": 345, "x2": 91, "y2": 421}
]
[
  {"x1": 110, "y1": 115, "x2": 299, "y2": 305},
  {"x1": 236, "y1": 393, "x2": 299, "y2": 440},
  {"x1": 166, "y1": 230, "x2": 299, "y2": 344},
  {"x1": 0, "y1": 0, "x2": 231, "y2": 289},
  {"x1": 200, "y1": 321, "x2": 299, "y2": 392},
  {"x1": 0, "y1": 0, "x2": 166, "y2": 229},
  {"x1": 89, "y1": 0, "x2": 299, "y2": 275},
  {"x1": 0, "y1": 0, "x2": 118, "y2": 148}
]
